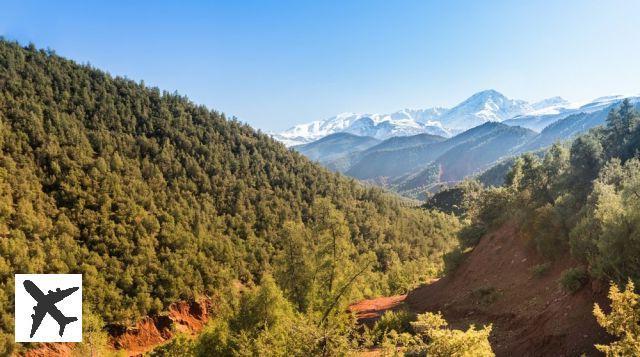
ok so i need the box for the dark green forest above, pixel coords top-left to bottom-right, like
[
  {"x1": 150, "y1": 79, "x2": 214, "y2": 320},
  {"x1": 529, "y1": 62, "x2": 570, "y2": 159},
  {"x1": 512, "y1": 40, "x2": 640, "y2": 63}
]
[{"x1": 0, "y1": 40, "x2": 461, "y2": 354}]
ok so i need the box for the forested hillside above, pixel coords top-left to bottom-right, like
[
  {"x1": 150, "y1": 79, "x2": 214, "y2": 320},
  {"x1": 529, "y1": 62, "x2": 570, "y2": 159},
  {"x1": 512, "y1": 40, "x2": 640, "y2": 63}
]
[
  {"x1": 460, "y1": 98, "x2": 640, "y2": 282},
  {"x1": 358, "y1": 99, "x2": 640, "y2": 356},
  {"x1": 430, "y1": 98, "x2": 640, "y2": 353},
  {"x1": 0, "y1": 40, "x2": 461, "y2": 355}
]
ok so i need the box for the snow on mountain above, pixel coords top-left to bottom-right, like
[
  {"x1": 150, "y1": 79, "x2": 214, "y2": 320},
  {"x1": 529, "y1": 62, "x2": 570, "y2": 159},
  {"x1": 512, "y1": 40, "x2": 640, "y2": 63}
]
[
  {"x1": 274, "y1": 110, "x2": 450, "y2": 146},
  {"x1": 531, "y1": 96, "x2": 570, "y2": 110},
  {"x1": 273, "y1": 90, "x2": 636, "y2": 147},
  {"x1": 503, "y1": 94, "x2": 640, "y2": 131},
  {"x1": 436, "y1": 90, "x2": 531, "y2": 130}
]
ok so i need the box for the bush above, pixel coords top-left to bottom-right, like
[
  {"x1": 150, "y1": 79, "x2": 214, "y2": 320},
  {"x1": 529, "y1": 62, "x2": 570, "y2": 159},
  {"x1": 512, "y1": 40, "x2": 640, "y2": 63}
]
[
  {"x1": 593, "y1": 280, "x2": 640, "y2": 356},
  {"x1": 475, "y1": 187, "x2": 513, "y2": 228},
  {"x1": 443, "y1": 248, "x2": 466, "y2": 274},
  {"x1": 370, "y1": 310, "x2": 415, "y2": 344},
  {"x1": 530, "y1": 263, "x2": 551, "y2": 278},
  {"x1": 410, "y1": 312, "x2": 494, "y2": 356},
  {"x1": 148, "y1": 334, "x2": 195, "y2": 356},
  {"x1": 381, "y1": 312, "x2": 495, "y2": 356},
  {"x1": 527, "y1": 204, "x2": 569, "y2": 259},
  {"x1": 458, "y1": 224, "x2": 487, "y2": 249},
  {"x1": 470, "y1": 287, "x2": 501, "y2": 306},
  {"x1": 559, "y1": 267, "x2": 588, "y2": 294}
]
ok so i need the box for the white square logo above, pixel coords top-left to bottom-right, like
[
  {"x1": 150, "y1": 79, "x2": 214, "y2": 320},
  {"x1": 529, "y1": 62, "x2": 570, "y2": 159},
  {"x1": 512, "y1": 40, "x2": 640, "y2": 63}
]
[{"x1": 14, "y1": 274, "x2": 82, "y2": 342}]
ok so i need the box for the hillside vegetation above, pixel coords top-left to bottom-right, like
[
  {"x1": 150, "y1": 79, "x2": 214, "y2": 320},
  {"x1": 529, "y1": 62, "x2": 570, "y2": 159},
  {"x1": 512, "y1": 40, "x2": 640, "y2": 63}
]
[
  {"x1": 415, "y1": 98, "x2": 640, "y2": 354},
  {"x1": 462, "y1": 98, "x2": 640, "y2": 285},
  {"x1": 348, "y1": 100, "x2": 640, "y2": 355},
  {"x1": 0, "y1": 40, "x2": 461, "y2": 355}
]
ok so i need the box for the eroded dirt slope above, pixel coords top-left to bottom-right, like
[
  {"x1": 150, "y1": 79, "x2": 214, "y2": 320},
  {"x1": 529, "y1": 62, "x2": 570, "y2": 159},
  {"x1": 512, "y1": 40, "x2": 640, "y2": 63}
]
[
  {"x1": 24, "y1": 298, "x2": 211, "y2": 357},
  {"x1": 352, "y1": 223, "x2": 612, "y2": 356},
  {"x1": 408, "y1": 223, "x2": 611, "y2": 356}
]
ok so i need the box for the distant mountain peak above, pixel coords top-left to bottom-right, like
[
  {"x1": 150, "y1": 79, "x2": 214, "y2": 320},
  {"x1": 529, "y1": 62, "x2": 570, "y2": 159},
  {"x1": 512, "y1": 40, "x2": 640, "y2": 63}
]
[
  {"x1": 531, "y1": 96, "x2": 569, "y2": 110},
  {"x1": 435, "y1": 90, "x2": 530, "y2": 130},
  {"x1": 467, "y1": 89, "x2": 506, "y2": 99},
  {"x1": 273, "y1": 90, "x2": 631, "y2": 147},
  {"x1": 274, "y1": 109, "x2": 451, "y2": 146}
]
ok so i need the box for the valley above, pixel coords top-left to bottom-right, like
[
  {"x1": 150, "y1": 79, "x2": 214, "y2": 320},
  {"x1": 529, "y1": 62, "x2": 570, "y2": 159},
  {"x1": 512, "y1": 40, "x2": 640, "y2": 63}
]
[{"x1": 2, "y1": 33, "x2": 640, "y2": 357}]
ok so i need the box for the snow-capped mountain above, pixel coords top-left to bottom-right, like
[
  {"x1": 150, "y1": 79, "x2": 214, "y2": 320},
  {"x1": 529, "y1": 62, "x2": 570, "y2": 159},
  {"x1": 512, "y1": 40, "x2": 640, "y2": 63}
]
[
  {"x1": 436, "y1": 90, "x2": 531, "y2": 130},
  {"x1": 503, "y1": 94, "x2": 639, "y2": 131},
  {"x1": 530, "y1": 96, "x2": 570, "y2": 111},
  {"x1": 272, "y1": 111, "x2": 449, "y2": 146},
  {"x1": 273, "y1": 89, "x2": 637, "y2": 147}
]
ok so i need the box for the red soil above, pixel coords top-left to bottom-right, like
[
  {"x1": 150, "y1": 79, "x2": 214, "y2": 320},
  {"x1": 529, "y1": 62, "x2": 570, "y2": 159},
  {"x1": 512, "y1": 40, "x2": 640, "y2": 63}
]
[
  {"x1": 354, "y1": 223, "x2": 613, "y2": 356},
  {"x1": 24, "y1": 298, "x2": 211, "y2": 357},
  {"x1": 22, "y1": 343, "x2": 73, "y2": 357},
  {"x1": 349, "y1": 294, "x2": 407, "y2": 325}
]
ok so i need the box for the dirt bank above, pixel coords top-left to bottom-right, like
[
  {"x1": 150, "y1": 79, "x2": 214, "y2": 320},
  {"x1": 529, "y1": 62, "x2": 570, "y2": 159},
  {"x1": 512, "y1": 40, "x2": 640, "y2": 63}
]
[
  {"x1": 351, "y1": 223, "x2": 612, "y2": 356},
  {"x1": 24, "y1": 298, "x2": 211, "y2": 357}
]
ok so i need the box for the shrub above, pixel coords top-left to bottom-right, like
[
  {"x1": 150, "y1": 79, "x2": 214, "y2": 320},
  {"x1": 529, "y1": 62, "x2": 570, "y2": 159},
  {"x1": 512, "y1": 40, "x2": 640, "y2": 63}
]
[
  {"x1": 370, "y1": 310, "x2": 415, "y2": 344},
  {"x1": 148, "y1": 334, "x2": 195, "y2": 356},
  {"x1": 559, "y1": 267, "x2": 588, "y2": 294},
  {"x1": 593, "y1": 280, "x2": 640, "y2": 356},
  {"x1": 410, "y1": 312, "x2": 494, "y2": 356},
  {"x1": 470, "y1": 287, "x2": 501, "y2": 306},
  {"x1": 443, "y1": 248, "x2": 466, "y2": 274},
  {"x1": 530, "y1": 263, "x2": 551, "y2": 278},
  {"x1": 527, "y1": 204, "x2": 569, "y2": 259},
  {"x1": 458, "y1": 224, "x2": 487, "y2": 249},
  {"x1": 475, "y1": 187, "x2": 513, "y2": 229}
]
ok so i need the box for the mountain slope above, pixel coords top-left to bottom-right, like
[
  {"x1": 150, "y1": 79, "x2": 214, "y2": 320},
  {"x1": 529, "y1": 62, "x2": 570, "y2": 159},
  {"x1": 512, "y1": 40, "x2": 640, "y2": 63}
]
[
  {"x1": 346, "y1": 122, "x2": 534, "y2": 192},
  {"x1": 363, "y1": 133, "x2": 446, "y2": 153},
  {"x1": 292, "y1": 132, "x2": 380, "y2": 163},
  {"x1": 520, "y1": 100, "x2": 640, "y2": 153},
  {"x1": 435, "y1": 124, "x2": 536, "y2": 181},
  {"x1": 297, "y1": 96, "x2": 640, "y2": 200},
  {"x1": 305, "y1": 133, "x2": 447, "y2": 174},
  {"x1": 503, "y1": 95, "x2": 638, "y2": 131},
  {"x1": 346, "y1": 123, "x2": 502, "y2": 180},
  {"x1": 404, "y1": 223, "x2": 610, "y2": 356},
  {"x1": 0, "y1": 40, "x2": 461, "y2": 354},
  {"x1": 346, "y1": 141, "x2": 449, "y2": 180},
  {"x1": 274, "y1": 110, "x2": 449, "y2": 146}
]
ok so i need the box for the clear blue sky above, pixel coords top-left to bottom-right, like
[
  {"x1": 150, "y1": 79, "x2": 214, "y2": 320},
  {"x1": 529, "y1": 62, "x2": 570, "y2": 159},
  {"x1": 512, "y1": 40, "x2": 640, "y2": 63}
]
[{"x1": 2, "y1": 1, "x2": 639, "y2": 131}]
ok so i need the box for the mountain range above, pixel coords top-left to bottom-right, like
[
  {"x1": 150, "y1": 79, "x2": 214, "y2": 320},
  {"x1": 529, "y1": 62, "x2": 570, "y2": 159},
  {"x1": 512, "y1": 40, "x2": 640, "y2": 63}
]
[
  {"x1": 273, "y1": 90, "x2": 607, "y2": 147},
  {"x1": 272, "y1": 110, "x2": 449, "y2": 147},
  {"x1": 291, "y1": 93, "x2": 640, "y2": 199}
]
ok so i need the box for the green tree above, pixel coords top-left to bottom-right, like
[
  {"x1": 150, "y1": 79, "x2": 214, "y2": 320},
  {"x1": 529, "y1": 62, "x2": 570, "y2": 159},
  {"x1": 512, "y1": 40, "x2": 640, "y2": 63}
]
[
  {"x1": 274, "y1": 221, "x2": 313, "y2": 311},
  {"x1": 568, "y1": 132, "x2": 605, "y2": 201},
  {"x1": 571, "y1": 158, "x2": 640, "y2": 283}
]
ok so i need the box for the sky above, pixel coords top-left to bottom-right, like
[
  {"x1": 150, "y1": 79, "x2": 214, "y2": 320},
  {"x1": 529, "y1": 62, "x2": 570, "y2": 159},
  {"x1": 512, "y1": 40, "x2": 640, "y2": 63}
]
[{"x1": 2, "y1": 1, "x2": 640, "y2": 132}]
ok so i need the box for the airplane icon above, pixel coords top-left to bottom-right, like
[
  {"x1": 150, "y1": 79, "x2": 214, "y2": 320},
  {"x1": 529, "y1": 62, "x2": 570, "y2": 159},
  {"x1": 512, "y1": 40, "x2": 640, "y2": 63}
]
[{"x1": 23, "y1": 280, "x2": 79, "y2": 338}]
